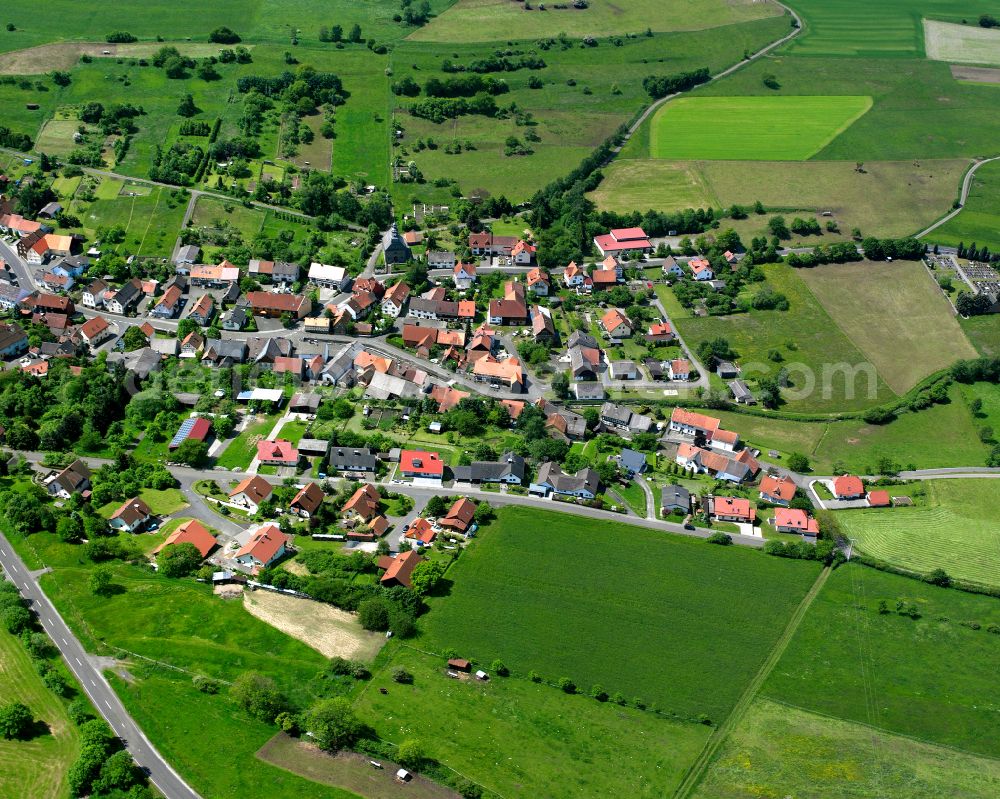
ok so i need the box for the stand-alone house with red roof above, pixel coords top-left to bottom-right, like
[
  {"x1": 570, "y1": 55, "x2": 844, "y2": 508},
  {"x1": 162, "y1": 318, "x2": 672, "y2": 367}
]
[
  {"x1": 439, "y1": 497, "x2": 477, "y2": 534},
  {"x1": 152, "y1": 519, "x2": 217, "y2": 559},
  {"x1": 108, "y1": 497, "x2": 153, "y2": 534},
  {"x1": 593, "y1": 228, "x2": 652, "y2": 258},
  {"x1": 256, "y1": 439, "x2": 299, "y2": 467},
  {"x1": 289, "y1": 482, "x2": 325, "y2": 518},
  {"x1": 235, "y1": 524, "x2": 289, "y2": 571},
  {"x1": 378, "y1": 550, "x2": 424, "y2": 589},
  {"x1": 399, "y1": 450, "x2": 444, "y2": 486},
  {"x1": 833, "y1": 475, "x2": 865, "y2": 500},
  {"x1": 759, "y1": 475, "x2": 796, "y2": 506},
  {"x1": 710, "y1": 496, "x2": 756, "y2": 525},
  {"x1": 228, "y1": 475, "x2": 273, "y2": 514},
  {"x1": 773, "y1": 508, "x2": 819, "y2": 539}
]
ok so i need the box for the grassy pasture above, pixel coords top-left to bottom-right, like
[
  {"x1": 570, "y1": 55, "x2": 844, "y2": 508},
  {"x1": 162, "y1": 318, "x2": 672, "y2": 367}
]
[
  {"x1": 694, "y1": 697, "x2": 1000, "y2": 799},
  {"x1": 929, "y1": 159, "x2": 1000, "y2": 252},
  {"x1": 419, "y1": 506, "x2": 821, "y2": 722},
  {"x1": 780, "y1": 0, "x2": 993, "y2": 57},
  {"x1": 798, "y1": 260, "x2": 978, "y2": 394},
  {"x1": 356, "y1": 646, "x2": 712, "y2": 799},
  {"x1": 74, "y1": 185, "x2": 187, "y2": 258},
  {"x1": 649, "y1": 95, "x2": 872, "y2": 160},
  {"x1": 924, "y1": 19, "x2": 1000, "y2": 67},
  {"x1": 586, "y1": 160, "x2": 719, "y2": 214},
  {"x1": 762, "y1": 564, "x2": 1000, "y2": 759},
  {"x1": 409, "y1": 0, "x2": 784, "y2": 42},
  {"x1": 191, "y1": 195, "x2": 266, "y2": 241},
  {"x1": 0, "y1": 628, "x2": 79, "y2": 799},
  {"x1": 961, "y1": 315, "x2": 1000, "y2": 357},
  {"x1": 837, "y1": 479, "x2": 1000, "y2": 589},
  {"x1": 676, "y1": 263, "x2": 896, "y2": 412}
]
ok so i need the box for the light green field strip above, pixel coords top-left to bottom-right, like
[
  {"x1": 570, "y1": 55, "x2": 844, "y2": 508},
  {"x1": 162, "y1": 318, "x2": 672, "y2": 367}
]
[
  {"x1": 924, "y1": 19, "x2": 1000, "y2": 67},
  {"x1": 650, "y1": 95, "x2": 873, "y2": 160}
]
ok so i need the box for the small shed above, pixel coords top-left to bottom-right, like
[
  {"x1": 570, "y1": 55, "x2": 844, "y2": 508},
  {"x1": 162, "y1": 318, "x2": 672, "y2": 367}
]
[
  {"x1": 395, "y1": 769, "x2": 412, "y2": 783},
  {"x1": 447, "y1": 658, "x2": 471, "y2": 672},
  {"x1": 475, "y1": 670, "x2": 489, "y2": 681}
]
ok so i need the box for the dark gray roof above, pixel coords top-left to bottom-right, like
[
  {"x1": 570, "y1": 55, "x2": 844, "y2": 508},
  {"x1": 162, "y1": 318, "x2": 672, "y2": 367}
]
[
  {"x1": 616, "y1": 448, "x2": 647, "y2": 474},
  {"x1": 572, "y1": 382, "x2": 605, "y2": 400},
  {"x1": 535, "y1": 462, "x2": 600, "y2": 495},
  {"x1": 567, "y1": 330, "x2": 599, "y2": 350},
  {"x1": 660, "y1": 484, "x2": 690, "y2": 509},
  {"x1": 467, "y1": 452, "x2": 524, "y2": 482},
  {"x1": 729, "y1": 380, "x2": 755, "y2": 402},
  {"x1": 298, "y1": 438, "x2": 329, "y2": 455},
  {"x1": 329, "y1": 447, "x2": 378, "y2": 472},
  {"x1": 203, "y1": 338, "x2": 247, "y2": 362}
]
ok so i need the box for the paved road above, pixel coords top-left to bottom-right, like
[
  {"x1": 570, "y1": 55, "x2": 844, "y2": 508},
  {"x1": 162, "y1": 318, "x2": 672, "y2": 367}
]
[
  {"x1": 0, "y1": 533, "x2": 202, "y2": 799},
  {"x1": 915, "y1": 156, "x2": 1000, "y2": 240}
]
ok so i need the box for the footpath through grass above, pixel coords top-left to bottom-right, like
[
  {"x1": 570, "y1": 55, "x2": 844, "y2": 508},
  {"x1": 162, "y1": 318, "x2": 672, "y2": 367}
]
[
  {"x1": 0, "y1": 627, "x2": 79, "y2": 799},
  {"x1": 419, "y1": 506, "x2": 820, "y2": 722},
  {"x1": 837, "y1": 479, "x2": 1000, "y2": 589}
]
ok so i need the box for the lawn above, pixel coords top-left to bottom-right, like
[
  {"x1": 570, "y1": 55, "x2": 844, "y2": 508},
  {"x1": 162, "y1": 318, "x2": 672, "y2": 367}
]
[
  {"x1": 924, "y1": 19, "x2": 1000, "y2": 67},
  {"x1": 799, "y1": 260, "x2": 978, "y2": 394},
  {"x1": 0, "y1": 628, "x2": 79, "y2": 799},
  {"x1": 837, "y1": 479, "x2": 1000, "y2": 588},
  {"x1": 676, "y1": 263, "x2": 897, "y2": 413},
  {"x1": 611, "y1": 478, "x2": 647, "y2": 516},
  {"x1": 929, "y1": 159, "x2": 1000, "y2": 252},
  {"x1": 693, "y1": 697, "x2": 1000, "y2": 799},
  {"x1": 355, "y1": 646, "x2": 712, "y2": 799},
  {"x1": 74, "y1": 185, "x2": 187, "y2": 258},
  {"x1": 762, "y1": 564, "x2": 1000, "y2": 759},
  {"x1": 780, "y1": 0, "x2": 992, "y2": 57},
  {"x1": 419, "y1": 506, "x2": 821, "y2": 723},
  {"x1": 96, "y1": 487, "x2": 189, "y2": 518},
  {"x1": 215, "y1": 413, "x2": 280, "y2": 470},
  {"x1": 650, "y1": 96, "x2": 872, "y2": 160},
  {"x1": 961, "y1": 315, "x2": 1000, "y2": 357},
  {"x1": 191, "y1": 196, "x2": 266, "y2": 241},
  {"x1": 408, "y1": 0, "x2": 783, "y2": 42}
]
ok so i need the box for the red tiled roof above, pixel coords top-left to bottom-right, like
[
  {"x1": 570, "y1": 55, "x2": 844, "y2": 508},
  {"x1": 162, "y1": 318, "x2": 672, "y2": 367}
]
[
  {"x1": 759, "y1": 475, "x2": 796, "y2": 502},
  {"x1": 153, "y1": 519, "x2": 216, "y2": 558},
  {"x1": 774, "y1": 508, "x2": 818, "y2": 534},
  {"x1": 867, "y1": 490, "x2": 891, "y2": 507},
  {"x1": 440, "y1": 497, "x2": 476, "y2": 532},
  {"x1": 229, "y1": 475, "x2": 273, "y2": 504},
  {"x1": 405, "y1": 517, "x2": 436, "y2": 543},
  {"x1": 256, "y1": 439, "x2": 298, "y2": 464},
  {"x1": 236, "y1": 524, "x2": 288, "y2": 565},
  {"x1": 671, "y1": 407, "x2": 722, "y2": 435},
  {"x1": 290, "y1": 482, "x2": 325, "y2": 515},
  {"x1": 380, "y1": 549, "x2": 423, "y2": 588},
  {"x1": 833, "y1": 475, "x2": 864, "y2": 498},
  {"x1": 399, "y1": 450, "x2": 444, "y2": 477},
  {"x1": 712, "y1": 496, "x2": 755, "y2": 522}
]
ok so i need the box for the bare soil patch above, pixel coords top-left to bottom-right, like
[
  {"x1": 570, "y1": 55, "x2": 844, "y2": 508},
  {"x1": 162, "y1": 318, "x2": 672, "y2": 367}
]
[
  {"x1": 242, "y1": 589, "x2": 384, "y2": 661},
  {"x1": 0, "y1": 41, "x2": 251, "y2": 75},
  {"x1": 950, "y1": 65, "x2": 1000, "y2": 84},
  {"x1": 257, "y1": 734, "x2": 461, "y2": 799}
]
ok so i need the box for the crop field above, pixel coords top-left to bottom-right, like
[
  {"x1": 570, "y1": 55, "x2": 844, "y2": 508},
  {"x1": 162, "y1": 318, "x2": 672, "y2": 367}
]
[
  {"x1": 649, "y1": 96, "x2": 872, "y2": 160},
  {"x1": 762, "y1": 565, "x2": 1000, "y2": 759},
  {"x1": 677, "y1": 263, "x2": 897, "y2": 413},
  {"x1": 408, "y1": 0, "x2": 783, "y2": 42},
  {"x1": 837, "y1": 480, "x2": 1000, "y2": 589},
  {"x1": 587, "y1": 160, "x2": 718, "y2": 214},
  {"x1": 690, "y1": 54, "x2": 1000, "y2": 161},
  {"x1": 924, "y1": 19, "x2": 1000, "y2": 67},
  {"x1": 0, "y1": 628, "x2": 79, "y2": 799},
  {"x1": 780, "y1": 0, "x2": 992, "y2": 57},
  {"x1": 356, "y1": 647, "x2": 712, "y2": 799},
  {"x1": 929, "y1": 160, "x2": 1000, "y2": 252},
  {"x1": 799, "y1": 260, "x2": 977, "y2": 394},
  {"x1": 419, "y1": 506, "x2": 821, "y2": 722},
  {"x1": 693, "y1": 697, "x2": 1000, "y2": 799}
]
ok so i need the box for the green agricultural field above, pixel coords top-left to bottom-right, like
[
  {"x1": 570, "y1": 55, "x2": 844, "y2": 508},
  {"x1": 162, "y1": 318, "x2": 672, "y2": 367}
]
[
  {"x1": 0, "y1": 628, "x2": 79, "y2": 799},
  {"x1": 33, "y1": 118, "x2": 86, "y2": 155},
  {"x1": 650, "y1": 96, "x2": 872, "y2": 160},
  {"x1": 329, "y1": 50, "x2": 391, "y2": 183},
  {"x1": 924, "y1": 19, "x2": 1000, "y2": 67},
  {"x1": 191, "y1": 195, "x2": 266, "y2": 241},
  {"x1": 690, "y1": 54, "x2": 1000, "y2": 161},
  {"x1": 409, "y1": 0, "x2": 783, "y2": 42},
  {"x1": 676, "y1": 263, "x2": 897, "y2": 413},
  {"x1": 929, "y1": 160, "x2": 1000, "y2": 252},
  {"x1": 587, "y1": 160, "x2": 719, "y2": 214},
  {"x1": 961, "y1": 315, "x2": 1000, "y2": 357},
  {"x1": 357, "y1": 646, "x2": 711, "y2": 799},
  {"x1": 762, "y1": 564, "x2": 1000, "y2": 759},
  {"x1": 799, "y1": 260, "x2": 978, "y2": 394},
  {"x1": 837, "y1": 479, "x2": 1000, "y2": 589},
  {"x1": 781, "y1": 0, "x2": 992, "y2": 57},
  {"x1": 693, "y1": 697, "x2": 1000, "y2": 799},
  {"x1": 420, "y1": 506, "x2": 821, "y2": 722},
  {"x1": 73, "y1": 185, "x2": 187, "y2": 258}
]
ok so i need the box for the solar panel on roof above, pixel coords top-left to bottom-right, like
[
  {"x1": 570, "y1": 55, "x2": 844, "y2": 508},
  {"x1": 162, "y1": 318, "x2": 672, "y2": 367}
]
[{"x1": 169, "y1": 418, "x2": 197, "y2": 449}]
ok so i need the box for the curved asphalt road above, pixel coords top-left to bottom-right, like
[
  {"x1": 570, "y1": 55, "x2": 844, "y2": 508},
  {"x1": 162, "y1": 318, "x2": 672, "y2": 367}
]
[{"x1": 0, "y1": 532, "x2": 202, "y2": 799}]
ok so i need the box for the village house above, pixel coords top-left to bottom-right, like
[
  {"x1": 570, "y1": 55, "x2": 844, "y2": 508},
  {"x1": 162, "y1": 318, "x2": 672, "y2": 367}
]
[
  {"x1": 660, "y1": 484, "x2": 692, "y2": 516},
  {"x1": 202, "y1": 339, "x2": 247, "y2": 367},
  {"x1": 342, "y1": 484, "x2": 381, "y2": 523},
  {"x1": 662, "y1": 257, "x2": 684, "y2": 278},
  {"x1": 378, "y1": 550, "x2": 423, "y2": 589},
  {"x1": 773, "y1": 507, "x2": 819, "y2": 539},
  {"x1": 228, "y1": 475, "x2": 273, "y2": 514},
  {"x1": 452, "y1": 452, "x2": 525, "y2": 485},
  {"x1": 106, "y1": 279, "x2": 144, "y2": 315},
  {"x1": 689, "y1": 258, "x2": 714, "y2": 281},
  {"x1": 599, "y1": 308, "x2": 632, "y2": 341},
  {"x1": 152, "y1": 519, "x2": 217, "y2": 559},
  {"x1": 187, "y1": 294, "x2": 215, "y2": 326},
  {"x1": 563, "y1": 261, "x2": 586, "y2": 289},
  {"x1": 108, "y1": 497, "x2": 153, "y2": 534},
  {"x1": 289, "y1": 482, "x2": 325, "y2": 518},
  {"x1": 439, "y1": 497, "x2": 477, "y2": 534},
  {"x1": 525, "y1": 267, "x2": 550, "y2": 296},
  {"x1": 256, "y1": 439, "x2": 299, "y2": 467},
  {"x1": 536, "y1": 398, "x2": 588, "y2": 439},
  {"x1": 729, "y1": 379, "x2": 756, "y2": 405},
  {"x1": 0, "y1": 284, "x2": 31, "y2": 312},
  {"x1": 175, "y1": 244, "x2": 201, "y2": 265},
  {"x1": 179, "y1": 332, "x2": 204, "y2": 359},
  {"x1": 328, "y1": 447, "x2": 378, "y2": 476},
  {"x1": 82, "y1": 278, "x2": 109, "y2": 309},
  {"x1": 867, "y1": 489, "x2": 891, "y2": 508},
  {"x1": 615, "y1": 448, "x2": 647, "y2": 476},
  {"x1": 381, "y1": 281, "x2": 410, "y2": 317},
  {"x1": 833, "y1": 475, "x2": 865, "y2": 500},
  {"x1": 308, "y1": 262, "x2": 351, "y2": 290},
  {"x1": 404, "y1": 517, "x2": 436, "y2": 546},
  {"x1": 453, "y1": 261, "x2": 477, "y2": 290},
  {"x1": 190, "y1": 262, "x2": 240, "y2": 288},
  {"x1": 710, "y1": 496, "x2": 756, "y2": 525},
  {"x1": 487, "y1": 281, "x2": 528, "y2": 326},
  {"x1": 45, "y1": 459, "x2": 91, "y2": 498},
  {"x1": 600, "y1": 402, "x2": 653, "y2": 435},
  {"x1": 609, "y1": 360, "x2": 638, "y2": 380},
  {"x1": 399, "y1": 450, "x2": 445, "y2": 485},
  {"x1": 593, "y1": 227, "x2": 652, "y2": 258},
  {"x1": 675, "y1": 443, "x2": 759, "y2": 484},
  {"x1": 471, "y1": 355, "x2": 525, "y2": 392},
  {"x1": 716, "y1": 361, "x2": 741, "y2": 380},
  {"x1": 78, "y1": 316, "x2": 112, "y2": 349},
  {"x1": 248, "y1": 259, "x2": 299, "y2": 284},
  {"x1": 0, "y1": 323, "x2": 28, "y2": 359},
  {"x1": 246, "y1": 292, "x2": 311, "y2": 319},
  {"x1": 0, "y1": 213, "x2": 44, "y2": 237},
  {"x1": 235, "y1": 524, "x2": 289, "y2": 571},
  {"x1": 151, "y1": 285, "x2": 184, "y2": 319},
  {"x1": 646, "y1": 321, "x2": 675, "y2": 343},
  {"x1": 531, "y1": 462, "x2": 600, "y2": 499},
  {"x1": 531, "y1": 305, "x2": 556, "y2": 344},
  {"x1": 667, "y1": 359, "x2": 691, "y2": 381},
  {"x1": 759, "y1": 474, "x2": 796, "y2": 506},
  {"x1": 426, "y1": 251, "x2": 456, "y2": 270},
  {"x1": 468, "y1": 231, "x2": 518, "y2": 257},
  {"x1": 590, "y1": 267, "x2": 618, "y2": 291}
]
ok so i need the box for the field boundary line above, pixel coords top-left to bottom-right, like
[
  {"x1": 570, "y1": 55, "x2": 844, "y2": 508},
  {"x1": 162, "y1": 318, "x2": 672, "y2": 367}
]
[
  {"x1": 916, "y1": 155, "x2": 1000, "y2": 239},
  {"x1": 760, "y1": 695, "x2": 1000, "y2": 764},
  {"x1": 672, "y1": 564, "x2": 831, "y2": 799}
]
